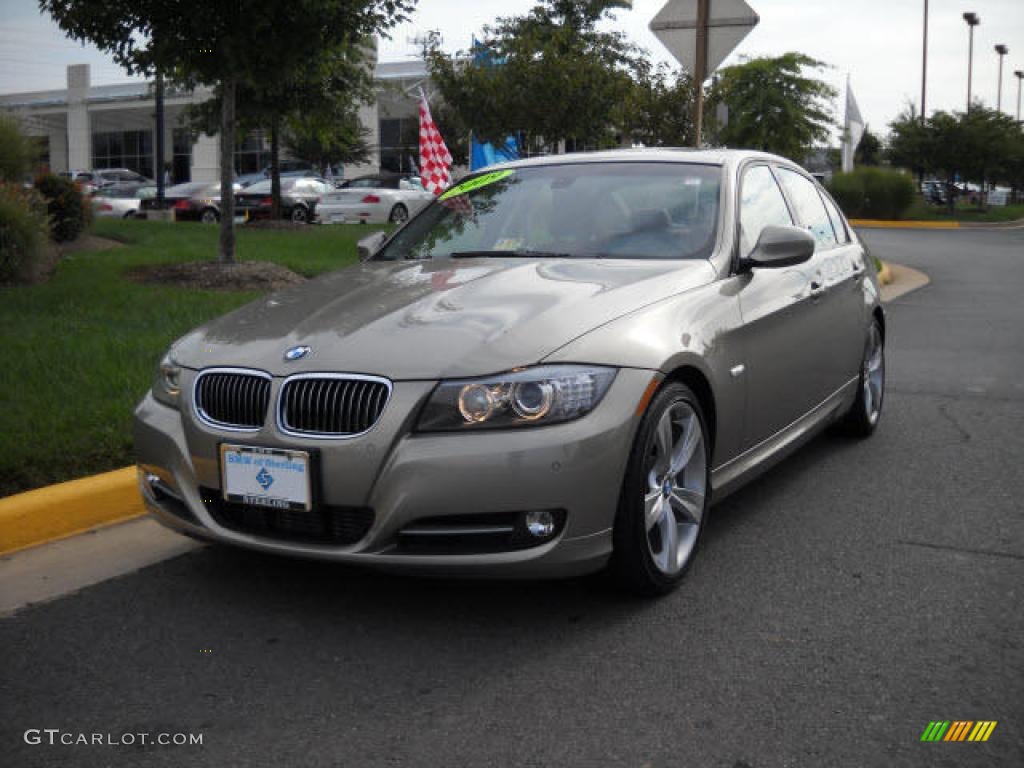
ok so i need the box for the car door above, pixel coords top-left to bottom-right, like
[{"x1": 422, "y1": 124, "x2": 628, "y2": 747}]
[
  {"x1": 819, "y1": 188, "x2": 868, "y2": 383},
  {"x1": 733, "y1": 163, "x2": 829, "y2": 448},
  {"x1": 775, "y1": 167, "x2": 860, "y2": 400}
]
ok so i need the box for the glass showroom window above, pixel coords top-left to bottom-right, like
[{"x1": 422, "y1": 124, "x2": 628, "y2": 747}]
[{"x1": 92, "y1": 130, "x2": 154, "y2": 178}]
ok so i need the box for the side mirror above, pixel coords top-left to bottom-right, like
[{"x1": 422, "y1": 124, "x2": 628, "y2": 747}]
[
  {"x1": 357, "y1": 231, "x2": 388, "y2": 262},
  {"x1": 743, "y1": 225, "x2": 815, "y2": 269}
]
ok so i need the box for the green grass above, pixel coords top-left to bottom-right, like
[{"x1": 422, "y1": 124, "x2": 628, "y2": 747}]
[
  {"x1": 903, "y1": 199, "x2": 1024, "y2": 223},
  {"x1": 0, "y1": 219, "x2": 386, "y2": 497}
]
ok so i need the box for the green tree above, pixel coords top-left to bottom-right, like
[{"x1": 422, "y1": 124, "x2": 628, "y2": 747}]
[
  {"x1": 426, "y1": 0, "x2": 638, "y2": 153},
  {"x1": 855, "y1": 127, "x2": 882, "y2": 166},
  {"x1": 283, "y1": 105, "x2": 371, "y2": 172},
  {"x1": 0, "y1": 115, "x2": 38, "y2": 183},
  {"x1": 41, "y1": 0, "x2": 412, "y2": 262},
  {"x1": 706, "y1": 53, "x2": 836, "y2": 160},
  {"x1": 622, "y1": 63, "x2": 696, "y2": 148}
]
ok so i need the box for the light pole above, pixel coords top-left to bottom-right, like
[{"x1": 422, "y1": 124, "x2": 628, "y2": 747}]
[
  {"x1": 963, "y1": 12, "x2": 980, "y2": 111},
  {"x1": 1016, "y1": 70, "x2": 1024, "y2": 123},
  {"x1": 920, "y1": 0, "x2": 929, "y2": 123},
  {"x1": 994, "y1": 45, "x2": 1009, "y2": 112}
]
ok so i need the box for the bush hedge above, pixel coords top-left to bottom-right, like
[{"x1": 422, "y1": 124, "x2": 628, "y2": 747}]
[
  {"x1": 34, "y1": 173, "x2": 90, "y2": 242},
  {"x1": 829, "y1": 167, "x2": 916, "y2": 220},
  {"x1": 0, "y1": 184, "x2": 53, "y2": 283}
]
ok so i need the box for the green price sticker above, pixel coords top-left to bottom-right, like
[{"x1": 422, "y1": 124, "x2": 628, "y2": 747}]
[{"x1": 439, "y1": 169, "x2": 514, "y2": 200}]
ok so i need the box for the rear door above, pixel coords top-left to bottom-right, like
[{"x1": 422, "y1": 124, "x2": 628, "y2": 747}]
[{"x1": 733, "y1": 163, "x2": 827, "y2": 448}]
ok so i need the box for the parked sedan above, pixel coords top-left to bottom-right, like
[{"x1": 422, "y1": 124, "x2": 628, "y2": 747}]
[
  {"x1": 91, "y1": 184, "x2": 156, "y2": 219},
  {"x1": 235, "y1": 177, "x2": 334, "y2": 223},
  {"x1": 317, "y1": 175, "x2": 434, "y2": 224},
  {"x1": 135, "y1": 149, "x2": 885, "y2": 595},
  {"x1": 139, "y1": 181, "x2": 241, "y2": 223}
]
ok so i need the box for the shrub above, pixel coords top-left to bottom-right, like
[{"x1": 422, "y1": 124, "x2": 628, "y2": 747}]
[
  {"x1": 0, "y1": 184, "x2": 53, "y2": 283},
  {"x1": 829, "y1": 167, "x2": 916, "y2": 220},
  {"x1": 34, "y1": 173, "x2": 89, "y2": 242}
]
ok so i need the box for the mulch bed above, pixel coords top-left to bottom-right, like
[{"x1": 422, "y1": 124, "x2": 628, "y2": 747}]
[{"x1": 126, "y1": 260, "x2": 306, "y2": 292}]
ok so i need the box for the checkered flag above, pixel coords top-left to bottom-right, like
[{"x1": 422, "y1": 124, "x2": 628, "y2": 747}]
[{"x1": 418, "y1": 90, "x2": 453, "y2": 196}]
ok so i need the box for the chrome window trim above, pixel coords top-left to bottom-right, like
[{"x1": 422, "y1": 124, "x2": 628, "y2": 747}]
[
  {"x1": 276, "y1": 372, "x2": 393, "y2": 440},
  {"x1": 192, "y1": 367, "x2": 273, "y2": 433}
]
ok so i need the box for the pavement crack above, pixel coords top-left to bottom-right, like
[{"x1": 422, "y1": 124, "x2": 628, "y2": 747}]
[
  {"x1": 937, "y1": 402, "x2": 971, "y2": 442},
  {"x1": 897, "y1": 539, "x2": 1024, "y2": 561}
]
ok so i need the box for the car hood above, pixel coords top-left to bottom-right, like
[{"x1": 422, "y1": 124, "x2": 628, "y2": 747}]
[{"x1": 172, "y1": 257, "x2": 717, "y2": 379}]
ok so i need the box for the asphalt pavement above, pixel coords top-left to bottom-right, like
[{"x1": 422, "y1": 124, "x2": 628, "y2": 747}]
[{"x1": 1, "y1": 226, "x2": 1022, "y2": 767}]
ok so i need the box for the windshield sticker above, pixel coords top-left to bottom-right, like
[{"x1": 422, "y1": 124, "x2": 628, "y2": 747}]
[
  {"x1": 493, "y1": 238, "x2": 525, "y2": 251},
  {"x1": 439, "y1": 169, "x2": 514, "y2": 200}
]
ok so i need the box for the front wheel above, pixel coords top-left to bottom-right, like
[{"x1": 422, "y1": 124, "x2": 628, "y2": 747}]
[
  {"x1": 290, "y1": 205, "x2": 309, "y2": 223},
  {"x1": 612, "y1": 382, "x2": 710, "y2": 596},
  {"x1": 200, "y1": 208, "x2": 218, "y2": 224},
  {"x1": 839, "y1": 319, "x2": 885, "y2": 437}
]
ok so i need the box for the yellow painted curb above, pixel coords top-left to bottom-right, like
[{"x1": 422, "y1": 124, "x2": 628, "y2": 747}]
[
  {"x1": 0, "y1": 467, "x2": 144, "y2": 556},
  {"x1": 877, "y1": 261, "x2": 893, "y2": 286},
  {"x1": 850, "y1": 219, "x2": 960, "y2": 229}
]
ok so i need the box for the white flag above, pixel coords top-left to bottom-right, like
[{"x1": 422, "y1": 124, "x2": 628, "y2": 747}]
[{"x1": 842, "y1": 77, "x2": 865, "y2": 173}]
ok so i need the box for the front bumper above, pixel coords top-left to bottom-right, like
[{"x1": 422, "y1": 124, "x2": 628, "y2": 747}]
[{"x1": 133, "y1": 368, "x2": 654, "y2": 578}]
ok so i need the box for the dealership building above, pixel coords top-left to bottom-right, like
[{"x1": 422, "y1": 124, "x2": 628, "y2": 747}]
[{"x1": 0, "y1": 58, "x2": 432, "y2": 183}]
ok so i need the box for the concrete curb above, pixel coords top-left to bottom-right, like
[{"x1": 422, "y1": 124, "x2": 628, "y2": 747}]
[
  {"x1": 0, "y1": 468, "x2": 144, "y2": 556},
  {"x1": 881, "y1": 263, "x2": 930, "y2": 303}
]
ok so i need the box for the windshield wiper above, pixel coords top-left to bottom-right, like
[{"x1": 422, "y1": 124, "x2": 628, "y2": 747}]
[{"x1": 450, "y1": 249, "x2": 604, "y2": 259}]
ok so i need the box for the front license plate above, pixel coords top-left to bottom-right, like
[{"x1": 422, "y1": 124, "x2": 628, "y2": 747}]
[{"x1": 220, "y1": 444, "x2": 312, "y2": 511}]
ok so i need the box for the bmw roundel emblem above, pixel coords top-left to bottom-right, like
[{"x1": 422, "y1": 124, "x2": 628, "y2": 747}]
[{"x1": 284, "y1": 345, "x2": 311, "y2": 362}]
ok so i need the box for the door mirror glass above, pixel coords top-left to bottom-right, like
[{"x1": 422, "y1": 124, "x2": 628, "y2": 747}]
[
  {"x1": 746, "y1": 225, "x2": 815, "y2": 268},
  {"x1": 357, "y1": 231, "x2": 388, "y2": 262}
]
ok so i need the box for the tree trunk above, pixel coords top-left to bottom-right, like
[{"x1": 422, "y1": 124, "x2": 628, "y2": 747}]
[
  {"x1": 271, "y1": 114, "x2": 281, "y2": 220},
  {"x1": 218, "y1": 77, "x2": 236, "y2": 264}
]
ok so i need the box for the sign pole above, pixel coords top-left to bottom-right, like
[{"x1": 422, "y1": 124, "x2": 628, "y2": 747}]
[{"x1": 692, "y1": 0, "x2": 710, "y2": 147}]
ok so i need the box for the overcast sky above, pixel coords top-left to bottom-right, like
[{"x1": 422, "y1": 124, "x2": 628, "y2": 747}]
[{"x1": 2, "y1": 0, "x2": 1022, "y2": 139}]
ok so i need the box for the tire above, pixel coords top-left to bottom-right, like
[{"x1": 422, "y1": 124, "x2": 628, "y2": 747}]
[
  {"x1": 291, "y1": 205, "x2": 308, "y2": 223},
  {"x1": 200, "y1": 208, "x2": 219, "y2": 224},
  {"x1": 838, "y1": 319, "x2": 885, "y2": 437},
  {"x1": 388, "y1": 204, "x2": 408, "y2": 224},
  {"x1": 612, "y1": 382, "x2": 711, "y2": 596}
]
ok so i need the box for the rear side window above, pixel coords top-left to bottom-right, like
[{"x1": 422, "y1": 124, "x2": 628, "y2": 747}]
[
  {"x1": 819, "y1": 190, "x2": 850, "y2": 244},
  {"x1": 776, "y1": 168, "x2": 838, "y2": 251},
  {"x1": 738, "y1": 165, "x2": 793, "y2": 258}
]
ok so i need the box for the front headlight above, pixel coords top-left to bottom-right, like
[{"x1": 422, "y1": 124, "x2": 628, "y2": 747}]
[
  {"x1": 153, "y1": 351, "x2": 182, "y2": 406},
  {"x1": 417, "y1": 365, "x2": 617, "y2": 431}
]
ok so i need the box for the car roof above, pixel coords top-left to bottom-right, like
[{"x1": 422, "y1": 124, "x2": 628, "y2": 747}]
[{"x1": 481, "y1": 147, "x2": 794, "y2": 173}]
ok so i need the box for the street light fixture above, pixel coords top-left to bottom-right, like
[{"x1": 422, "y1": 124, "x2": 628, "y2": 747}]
[
  {"x1": 963, "y1": 12, "x2": 980, "y2": 111},
  {"x1": 994, "y1": 45, "x2": 1009, "y2": 112}
]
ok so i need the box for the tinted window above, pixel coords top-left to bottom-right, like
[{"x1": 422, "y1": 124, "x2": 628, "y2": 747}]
[
  {"x1": 378, "y1": 162, "x2": 722, "y2": 262},
  {"x1": 776, "y1": 168, "x2": 837, "y2": 250},
  {"x1": 819, "y1": 190, "x2": 849, "y2": 244},
  {"x1": 738, "y1": 165, "x2": 793, "y2": 258}
]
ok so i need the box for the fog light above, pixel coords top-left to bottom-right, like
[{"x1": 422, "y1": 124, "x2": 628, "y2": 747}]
[{"x1": 524, "y1": 510, "x2": 556, "y2": 538}]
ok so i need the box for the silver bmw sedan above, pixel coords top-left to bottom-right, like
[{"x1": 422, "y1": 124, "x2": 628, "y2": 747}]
[{"x1": 134, "y1": 149, "x2": 885, "y2": 595}]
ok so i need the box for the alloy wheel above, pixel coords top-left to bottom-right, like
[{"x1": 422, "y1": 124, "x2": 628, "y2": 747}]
[
  {"x1": 863, "y1": 323, "x2": 884, "y2": 425},
  {"x1": 643, "y1": 401, "x2": 707, "y2": 576}
]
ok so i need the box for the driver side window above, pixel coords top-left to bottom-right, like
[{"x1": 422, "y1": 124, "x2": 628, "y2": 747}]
[{"x1": 739, "y1": 165, "x2": 793, "y2": 258}]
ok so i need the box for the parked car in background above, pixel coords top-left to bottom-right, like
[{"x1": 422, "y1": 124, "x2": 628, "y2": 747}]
[
  {"x1": 92, "y1": 168, "x2": 154, "y2": 188},
  {"x1": 236, "y1": 161, "x2": 327, "y2": 188},
  {"x1": 317, "y1": 174, "x2": 434, "y2": 224},
  {"x1": 91, "y1": 184, "x2": 156, "y2": 219},
  {"x1": 136, "y1": 149, "x2": 885, "y2": 596},
  {"x1": 234, "y1": 177, "x2": 334, "y2": 223},
  {"x1": 140, "y1": 181, "x2": 241, "y2": 223}
]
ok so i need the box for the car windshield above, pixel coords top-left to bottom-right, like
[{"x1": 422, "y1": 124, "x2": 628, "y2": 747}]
[{"x1": 376, "y1": 162, "x2": 722, "y2": 261}]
